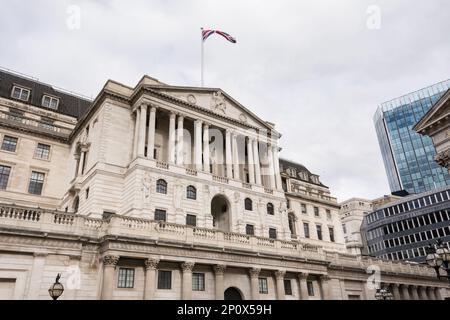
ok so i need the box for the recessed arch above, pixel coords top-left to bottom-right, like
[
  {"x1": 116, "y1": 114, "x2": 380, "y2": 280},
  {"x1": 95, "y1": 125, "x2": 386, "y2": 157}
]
[
  {"x1": 224, "y1": 287, "x2": 244, "y2": 300},
  {"x1": 211, "y1": 194, "x2": 231, "y2": 232}
]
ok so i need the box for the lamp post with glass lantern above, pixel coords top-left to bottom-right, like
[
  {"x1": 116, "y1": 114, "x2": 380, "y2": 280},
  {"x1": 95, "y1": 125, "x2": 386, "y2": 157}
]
[{"x1": 48, "y1": 273, "x2": 64, "y2": 300}]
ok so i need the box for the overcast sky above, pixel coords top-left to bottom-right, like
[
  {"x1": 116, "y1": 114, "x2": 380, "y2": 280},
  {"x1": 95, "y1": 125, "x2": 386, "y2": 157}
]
[{"x1": 1, "y1": 0, "x2": 449, "y2": 202}]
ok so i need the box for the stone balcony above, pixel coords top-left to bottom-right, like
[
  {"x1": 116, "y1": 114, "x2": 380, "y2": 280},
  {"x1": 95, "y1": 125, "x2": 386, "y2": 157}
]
[{"x1": 0, "y1": 204, "x2": 439, "y2": 279}]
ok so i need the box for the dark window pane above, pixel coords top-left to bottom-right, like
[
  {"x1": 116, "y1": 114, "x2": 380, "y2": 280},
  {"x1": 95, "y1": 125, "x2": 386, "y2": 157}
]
[
  {"x1": 258, "y1": 278, "x2": 268, "y2": 294},
  {"x1": 245, "y1": 198, "x2": 253, "y2": 211},
  {"x1": 117, "y1": 268, "x2": 135, "y2": 288},
  {"x1": 34, "y1": 143, "x2": 51, "y2": 160},
  {"x1": 187, "y1": 186, "x2": 196, "y2": 200},
  {"x1": 284, "y1": 279, "x2": 292, "y2": 295},
  {"x1": 1, "y1": 136, "x2": 18, "y2": 152},
  {"x1": 186, "y1": 214, "x2": 197, "y2": 227},
  {"x1": 0, "y1": 165, "x2": 11, "y2": 189},
  {"x1": 155, "y1": 209, "x2": 167, "y2": 222},
  {"x1": 158, "y1": 270, "x2": 172, "y2": 289},
  {"x1": 246, "y1": 224, "x2": 254, "y2": 236},
  {"x1": 269, "y1": 228, "x2": 277, "y2": 239},
  {"x1": 192, "y1": 273, "x2": 205, "y2": 291},
  {"x1": 28, "y1": 171, "x2": 45, "y2": 195},
  {"x1": 156, "y1": 179, "x2": 167, "y2": 194}
]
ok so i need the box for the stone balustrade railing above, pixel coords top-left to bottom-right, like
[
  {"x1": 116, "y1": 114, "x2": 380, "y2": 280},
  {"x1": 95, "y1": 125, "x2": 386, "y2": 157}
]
[{"x1": 0, "y1": 204, "x2": 437, "y2": 277}]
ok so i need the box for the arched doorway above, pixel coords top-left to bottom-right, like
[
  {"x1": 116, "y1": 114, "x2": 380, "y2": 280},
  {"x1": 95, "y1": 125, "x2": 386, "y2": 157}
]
[
  {"x1": 211, "y1": 194, "x2": 231, "y2": 232},
  {"x1": 224, "y1": 287, "x2": 243, "y2": 300}
]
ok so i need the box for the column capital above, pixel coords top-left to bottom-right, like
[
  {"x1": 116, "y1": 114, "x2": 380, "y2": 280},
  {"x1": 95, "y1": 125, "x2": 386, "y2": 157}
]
[
  {"x1": 181, "y1": 262, "x2": 195, "y2": 272},
  {"x1": 195, "y1": 119, "x2": 203, "y2": 125},
  {"x1": 249, "y1": 267, "x2": 261, "y2": 278},
  {"x1": 145, "y1": 258, "x2": 159, "y2": 270},
  {"x1": 103, "y1": 255, "x2": 120, "y2": 267},
  {"x1": 203, "y1": 122, "x2": 210, "y2": 128},
  {"x1": 149, "y1": 105, "x2": 157, "y2": 113},
  {"x1": 169, "y1": 111, "x2": 176, "y2": 118},
  {"x1": 213, "y1": 264, "x2": 226, "y2": 275},
  {"x1": 177, "y1": 113, "x2": 185, "y2": 120},
  {"x1": 274, "y1": 270, "x2": 286, "y2": 280},
  {"x1": 298, "y1": 272, "x2": 309, "y2": 280},
  {"x1": 140, "y1": 103, "x2": 148, "y2": 111}
]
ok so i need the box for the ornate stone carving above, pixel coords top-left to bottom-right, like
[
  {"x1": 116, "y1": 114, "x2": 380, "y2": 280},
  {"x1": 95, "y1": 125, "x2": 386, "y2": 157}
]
[
  {"x1": 211, "y1": 91, "x2": 226, "y2": 115},
  {"x1": 187, "y1": 94, "x2": 197, "y2": 105},
  {"x1": 181, "y1": 262, "x2": 195, "y2": 272},
  {"x1": 103, "y1": 255, "x2": 119, "y2": 267},
  {"x1": 249, "y1": 267, "x2": 261, "y2": 278},
  {"x1": 435, "y1": 150, "x2": 450, "y2": 169},
  {"x1": 239, "y1": 113, "x2": 248, "y2": 123},
  {"x1": 233, "y1": 191, "x2": 240, "y2": 203},
  {"x1": 145, "y1": 258, "x2": 160, "y2": 270},
  {"x1": 142, "y1": 172, "x2": 152, "y2": 202},
  {"x1": 274, "y1": 270, "x2": 286, "y2": 280},
  {"x1": 213, "y1": 264, "x2": 226, "y2": 275}
]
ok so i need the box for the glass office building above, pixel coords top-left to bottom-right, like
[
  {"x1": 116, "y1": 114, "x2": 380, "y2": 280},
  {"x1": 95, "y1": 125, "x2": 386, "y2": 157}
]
[{"x1": 374, "y1": 80, "x2": 450, "y2": 194}]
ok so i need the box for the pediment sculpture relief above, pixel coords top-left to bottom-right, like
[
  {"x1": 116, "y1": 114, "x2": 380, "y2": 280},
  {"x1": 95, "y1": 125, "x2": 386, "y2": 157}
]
[{"x1": 211, "y1": 91, "x2": 227, "y2": 115}]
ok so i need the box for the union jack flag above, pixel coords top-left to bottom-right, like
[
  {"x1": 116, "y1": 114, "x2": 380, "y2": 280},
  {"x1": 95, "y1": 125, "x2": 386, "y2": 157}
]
[{"x1": 202, "y1": 29, "x2": 236, "y2": 43}]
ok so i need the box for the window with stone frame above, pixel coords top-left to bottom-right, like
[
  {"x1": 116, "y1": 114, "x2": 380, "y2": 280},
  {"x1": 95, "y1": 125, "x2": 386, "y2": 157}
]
[
  {"x1": 187, "y1": 185, "x2": 197, "y2": 200},
  {"x1": 41, "y1": 95, "x2": 60, "y2": 110},
  {"x1": 314, "y1": 207, "x2": 320, "y2": 217},
  {"x1": 326, "y1": 209, "x2": 331, "y2": 220},
  {"x1": 303, "y1": 223, "x2": 310, "y2": 238},
  {"x1": 245, "y1": 198, "x2": 253, "y2": 211},
  {"x1": 1, "y1": 135, "x2": 18, "y2": 152},
  {"x1": 316, "y1": 224, "x2": 323, "y2": 240},
  {"x1": 34, "y1": 143, "x2": 51, "y2": 160},
  {"x1": 267, "y1": 203, "x2": 274, "y2": 215},
  {"x1": 0, "y1": 165, "x2": 11, "y2": 190},
  {"x1": 307, "y1": 281, "x2": 315, "y2": 296},
  {"x1": 11, "y1": 85, "x2": 30, "y2": 101},
  {"x1": 269, "y1": 228, "x2": 277, "y2": 239},
  {"x1": 192, "y1": 273, "x2": 205, "y2": 291},
  {"x1": 301, "y1": 203, "x2": 307, "y2": 214},
  {"x1": 258, "y1": 278, "x2": 268, "y2": 294},
  {"x1": 284, "y1": 279, "x2": 293, "y2": 295},
  {"x1": 329, "y1": 227, "x2": 335, "y2": 242},
  {"x1": 117, "y1": 268, "x2": 134, "y2": 288},
  {"x1": 186, "y1": 214, "x2": 197, "y2": 227},
  {"x1": 156, "y1": 179, "x2": 167, "y2": 194},
  {"x1": 157, "y1": 270, "x2": 172, "y2": 289},
  {"x1": 28, "y1": 171, "x2": 45, "y2": 195},
  {"x1": 246, "y1": 224, "x2": 255, "y2": 236},
  {"x1": 155, "y1": 209, "x2": 167, "y2": 222}
]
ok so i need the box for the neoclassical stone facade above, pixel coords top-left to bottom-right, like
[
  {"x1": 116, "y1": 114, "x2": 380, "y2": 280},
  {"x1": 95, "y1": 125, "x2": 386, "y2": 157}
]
[{"x1": 0, "y1": 68, "x2": 448, "y2": 300}]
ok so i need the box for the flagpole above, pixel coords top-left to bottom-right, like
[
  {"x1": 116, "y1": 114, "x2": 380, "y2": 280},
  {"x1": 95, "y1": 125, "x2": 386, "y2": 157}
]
[{"x1": 201, "y1": 27, "x2": 204, "y2": 87}]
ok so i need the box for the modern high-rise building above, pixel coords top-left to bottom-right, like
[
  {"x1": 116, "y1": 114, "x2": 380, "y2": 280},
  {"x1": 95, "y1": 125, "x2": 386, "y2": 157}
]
[{"x1": 374, "y1": 80, "x2": 450, "y2": 194}]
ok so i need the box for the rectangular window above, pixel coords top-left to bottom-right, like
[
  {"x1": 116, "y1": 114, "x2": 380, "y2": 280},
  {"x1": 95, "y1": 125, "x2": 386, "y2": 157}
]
[
  {"x1": 186, "y1": 214, "x2": 197, "y2": 227},
  {"x1": 42, "y1": 95, "x2": 60, "y2": 110},
  {"x1": 34, "y1": 143, "x2": 51, "y2": 160},
  {"x1": 269, "y1": 228, "x2": 277, "y2": 239},
  {"x1": 314, "y1": 207, "x2": 320, "y2": 217},
  {"x1": 303, "y1": 223, "x2": 310, "y2": 238},
  {"x1": 284, "y1": 279, "x2": 292, "y2": 295},
  {"x1": 117, "y1": 268, "x2": 134, "y2": 288},
  {"x1": 85, "y1": 187, "x2": 89, "y2": 199},
  {"x1": 157, "y1": 270, "x2": 172, "y2": 289},
  {"x1": 326, "y1": 209, "x2": 331, "y2": 219},
  {"x1": 342, "y1": 223, "x2": 347, "y2": 234},
  {"x1": 307, "y1": 281, "x2": 314, "y2": 296},
  {"x1": 11, "y1": 86, "x2": 30, "y2": 101},
  {"x1": 316, "y1": 225, "x2": 323, "y2": 240},
  {"x1": 28, "y1": 171, "x2": 45, "y2": 195},
  {"x1": 0, "y1": 165, "x2": 11, "y2": 190},
  {"x1": 301, "y1": 204, "x2": 307, "y2": 214},
  {"x1": 246, "y1": 224, "x2": 255, "y2": 236},
  {"x1": 329, "y1": 227, "x2": 335, "y2": 242},
  {"x1": 258, "y1": 278, "x2": 268, "y2": 294},
  {"x1": 154, "y1": 209, "x2": 167, "y2": 222},
  {"x1": 192, "y1": 273, "x2": 205, "y2": 291},
  {"x1": 1, "y1": 136, "x2": 18, "y2": 152}
]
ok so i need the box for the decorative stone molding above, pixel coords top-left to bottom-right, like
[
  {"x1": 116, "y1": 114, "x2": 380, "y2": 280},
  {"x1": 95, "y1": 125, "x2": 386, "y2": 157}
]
[
  {"x1": 249, "y1": 267, "x2": 261, "y2": 278},
  {"x1": 213, "y1": 264, "x2": 226, "y2": 275},
  {"x1": 298, "y1": 272, "x2": 309, "y2": 280},
  {"x1": 145, "y1": 258, "x2": 160, "y2": 270},
  {"x1": 274, "y1": 270, "x2": 286, "y2": 280},
  {"x1": 435, "y1": 150, "x2": 450, "y2": 169},
  {"x1": 102, "y1": 255, "x2": 120, "y2": 267},
  {"x1": 181, "y1": 262, "x2": 195, "y2": 272},
  {"x1": 320, "y1": 274, "x2": 331, "y2": 281}
]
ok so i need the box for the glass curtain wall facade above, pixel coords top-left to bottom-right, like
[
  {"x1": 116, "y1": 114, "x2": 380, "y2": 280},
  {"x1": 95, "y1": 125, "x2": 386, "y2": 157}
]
[{"x1": 374, "y1": 80, "x2": 450, "y2": 194}]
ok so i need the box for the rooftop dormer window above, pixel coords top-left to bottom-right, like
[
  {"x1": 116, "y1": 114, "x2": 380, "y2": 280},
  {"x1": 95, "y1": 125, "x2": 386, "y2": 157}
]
[
  {"x1": 11, "y1": 85, "x2": 30, "y2": 101},
  {"x1": 42, "y1": 95, "x2": 59, "y2": 110}
]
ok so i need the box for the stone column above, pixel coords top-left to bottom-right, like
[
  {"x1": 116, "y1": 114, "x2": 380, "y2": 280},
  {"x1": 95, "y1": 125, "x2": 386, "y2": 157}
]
[
  {"x1": 434, "y1": 287, "x2": 443, "y2": 300},
  {"x1": 275, "y1": 270, "x2": 286, "y2": 300},
  {"x1": 181, "y1": 262, "x2": 195, "y2": 300},
  {"x1": 138, "y1": 104, "x2": 147, "y2": 157},
  {"x1": 401, "y1": 284, "x2": 411, "y2": 300},
  {"x1": 74, "y1": 154, "x2": 80, "y2": 177},
  {"x1": 214, "y1": 265, "x2": 226, "y2": 300},
  {"x1": 132, "y1": 108, "x2": 140, "y2": 159},
  {"x1": 194, "y1": 120, "x2": 203, "y2": 171},
  {"x1": 253, "y1": 139, "x2": 262, "y2": 185},
  {"x1": 298, "y1": 273, "x2": 309, "y2": 300},
  {"x1": 267, "y1": 146, "x2": 276, "y2": 190},
  {"x1": 101, "y1": 255, "x2": 119, "y2": 300},
  {"x1": 391, "y1": 284, "x2": 401, "y2": 300},
  {"x1": 272, "y1": 145, "x2": 282, "y2": 191},
  {"x1": 225, "y1": 130, "x2": 233, "y2": 178},
  {"x1": 203, "y1": 123, "x2": 210, "y2": 172},
  {"x1": 147, "y1": 106, "x2": 157, "y2": 159},
  {"x1": 143, "y1": 258, "x2": 159, "y2": 300},
  {"x1": 176, "y1": 115, "x2": 184, "y2": 166},
  {"x1": 410, "y1": 285, "x2": 419, "y2": 300},
  {"x1": 249, "y1": 268, "x2": 261, "y2": 300},
  {"x1": 168, "y1": 112, "x2": 176, "y2": 164},
  {"x1": 232, "y1": 133, "x2": 240, "y2": 180},
  {"x1": 418, "y1": 286, "x2": 428, "y2": 300},
  {"x1": 426, "y1": 287, "x2": 436, "y2": 300},
  {"x1": 247, "y1": 137, "x2": 255, "y2": 184},
  {"x1": 319, "y1": 275, "x2": 331, "y2": 300}
]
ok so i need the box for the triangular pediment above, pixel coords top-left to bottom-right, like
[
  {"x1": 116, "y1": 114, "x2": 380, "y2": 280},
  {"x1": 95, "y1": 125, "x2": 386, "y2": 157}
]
[
  {"x1": 146, "y1": 85, "x2": 276, "y2": 132},
  {"x1": 414, "y1": 88, "x2": 450, "y2": 132}
]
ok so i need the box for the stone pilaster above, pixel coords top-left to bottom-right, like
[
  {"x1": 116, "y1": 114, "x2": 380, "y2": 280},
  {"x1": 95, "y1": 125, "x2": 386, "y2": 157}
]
[
  {"x1": 274, "y1": 270, "x2": 286, "y2": 300},
  {"x1": 213, "y1": 264, "x2": 226, "y2": 300},
  {"x1": 168, "y1": 112, "x2": 176, "y2": 164},
  {"x1": 143, "y1": 258, "x2": 159, "y2": 300},
  {"x1": 147, "y1": 106, "x2": 157, "y2": 159},
  {"x1": 203, "y1": 123, "x2": 210, "y2": 172},
  {"x1": 298, "y1": 273, "x2": 309, "y2": 300},
  {"x1": 249, "y1": 267, "x2": 261, "y2": 300},
  {"x1": 181, "y1": 262, "x2": 195, "y2": 300},
  {"x1": 319, "y1": 275, "x2": 331, "y2": 300},
  {"x1": 101, "y1": 255, "x2": 120, "y2": 300}
]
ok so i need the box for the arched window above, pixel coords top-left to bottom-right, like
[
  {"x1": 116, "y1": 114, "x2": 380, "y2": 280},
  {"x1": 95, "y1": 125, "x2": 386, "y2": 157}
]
[
  {"x1": 187, "y1": 185, "x2": 197, "y2": 200},
  {"x1": 244, "y1": 198, "x2": 253, "y2": 211},
  {"x1": 267, "y1": 203, "x2": 274, "y2": 215},
  {"x1": 156, "y1": 179, "x2": 167, "y2": 194}
]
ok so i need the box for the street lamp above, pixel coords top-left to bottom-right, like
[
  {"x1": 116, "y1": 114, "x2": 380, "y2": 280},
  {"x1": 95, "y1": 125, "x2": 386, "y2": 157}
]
[
  {"x1": 425, "y1": 239, "x2": 450, "y2": 282},
  {"x1": 375, "y1": 287, "x2": 394, "y2": 300},
  {"x1": 48, "y1": 273, "x2": 64, "y2": 300}
]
